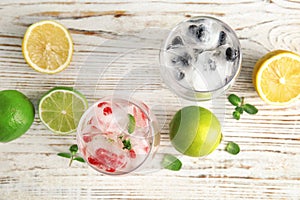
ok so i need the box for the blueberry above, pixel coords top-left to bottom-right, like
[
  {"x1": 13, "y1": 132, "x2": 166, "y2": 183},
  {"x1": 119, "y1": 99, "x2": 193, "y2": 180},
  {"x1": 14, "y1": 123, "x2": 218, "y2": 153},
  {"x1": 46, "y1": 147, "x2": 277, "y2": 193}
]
[
  {"x1": 226, "y1": 47, "x2": 239, "y2": 62},
  {"x1": 171, "y1": 52, "x2": 192, "y2": 67},
  {"x1": 195, "y1": 25, "x2": 206, "y2": 41},
  {"x1": 177, "y1": 70, "x2": 185, "y2": 80},
  {"x1": 208, "y1": 59, "x2": 216, "y2": 71},
  {"x1": 218, "y1": 31, "x2": 226, "y2": 46},
  {"x1": 188, "y1": 25, "x2": 198, "y2": 35},
  {"x1": 189, "y1": 24, "x2": 207, "y2": 42},
  {"x1": 171, "y1": 36, "x2": 183, "y2": 46}
]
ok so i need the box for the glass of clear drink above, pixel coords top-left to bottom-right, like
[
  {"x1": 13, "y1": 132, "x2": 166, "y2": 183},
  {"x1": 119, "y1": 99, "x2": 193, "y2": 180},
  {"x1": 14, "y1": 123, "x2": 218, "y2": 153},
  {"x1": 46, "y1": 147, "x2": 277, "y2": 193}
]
[
  {"x1": 160, "y1": 16, "x2": 242, "y2": 101},
  {"x1": 76, "y1": 96, "x2": 160, "y2": 175}
]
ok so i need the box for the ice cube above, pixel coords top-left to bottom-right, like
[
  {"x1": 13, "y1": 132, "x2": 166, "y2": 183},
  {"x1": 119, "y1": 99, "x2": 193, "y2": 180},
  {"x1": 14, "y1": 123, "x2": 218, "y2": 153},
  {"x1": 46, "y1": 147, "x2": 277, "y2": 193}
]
[
  {"x1": 192, "y1": 49, "x2": 232, "y2": 91},
  {"x1": 130, "y1": 137, "x2": 151, "y2": 155},
  {"x1": 166, "y1": 36, "x2": 184, "y2": 50},
  {"x1": 171, "y1": 36, "x2": 184, "y2": 46},
  {"x1": 167, "y1": 65, "x2": 194, "y2": 89},
  {"x1": 181, "y1": 19, "x2": 224, "y2": 50},
  {"x1": 88, "y1": 133, "x2": 125, "y2": 155},
  {"x1": 85, "y1": 134, "x2": 128, "y2": 172},
  {"x1": 82, "y1": 123, "x2": 101, "y2": 135},
  {"x1": 164, "y1": 46, "x2": 194, "y2": 68},
  {"x1": 106, "y1": 103, "x2": 130, "y2": 134},
  {"x1": 188, "y1": 24, "x2": 209, "y2": 43},
  {"x1": 172, "y1": 52, "x2": 192, "y2": 67}
]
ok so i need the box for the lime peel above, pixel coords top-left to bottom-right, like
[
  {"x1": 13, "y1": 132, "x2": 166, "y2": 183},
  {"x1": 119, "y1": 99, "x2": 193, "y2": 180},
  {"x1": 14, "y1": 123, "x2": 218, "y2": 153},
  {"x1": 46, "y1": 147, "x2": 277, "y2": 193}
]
[
  {"x1": 169, "y1": 106, "x2": 222, "y2": 157},
  {"x1": 0, "y1": 90, "x2": 35, "y2": 142}
]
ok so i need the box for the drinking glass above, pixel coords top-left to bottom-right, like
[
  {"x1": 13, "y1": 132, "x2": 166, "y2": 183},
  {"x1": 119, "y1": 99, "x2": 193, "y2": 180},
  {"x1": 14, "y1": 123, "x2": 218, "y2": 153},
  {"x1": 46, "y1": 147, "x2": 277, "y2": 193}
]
[
  {"x1": 160, "y1": 16, "x2": 242, "y2": 101},
  {"x1": 76, "y1": 96, "x2": 160, "y2": 175}
]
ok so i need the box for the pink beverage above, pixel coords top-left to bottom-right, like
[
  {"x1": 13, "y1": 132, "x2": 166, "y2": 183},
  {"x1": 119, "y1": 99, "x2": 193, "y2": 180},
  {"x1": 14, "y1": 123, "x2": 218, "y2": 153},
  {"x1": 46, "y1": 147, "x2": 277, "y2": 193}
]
[{"x1": 76, "y1": 97, "x2": 160, "y2": 175}]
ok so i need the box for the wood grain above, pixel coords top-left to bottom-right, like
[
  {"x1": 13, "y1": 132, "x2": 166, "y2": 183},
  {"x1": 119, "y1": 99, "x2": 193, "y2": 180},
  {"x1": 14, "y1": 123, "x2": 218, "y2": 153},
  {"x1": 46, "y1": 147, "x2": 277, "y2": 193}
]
[{"x1": 1, "y1": 0, "x2": 300, "y2": 199}]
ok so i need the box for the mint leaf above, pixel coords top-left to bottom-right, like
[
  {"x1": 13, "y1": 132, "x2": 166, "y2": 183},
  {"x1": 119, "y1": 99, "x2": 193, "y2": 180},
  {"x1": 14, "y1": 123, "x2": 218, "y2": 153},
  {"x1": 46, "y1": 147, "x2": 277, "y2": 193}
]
[
  {"x1": 243, "y1": 104, "x2": 258, "y2": 114},
  {"x1": 161, "y1": 154, "x2": 182, "y2": 171},
  {"x1": 74, "y1": 157, "x2": 85, "y2": 163},
  {"x1": 225, "y1": 142, "x2": 240, "y2": 155},
  {"x1": 128, "y1": 114, "x2": 136, "y2": 134},
  {"x1": 228, "y1": 94, "x2": 241, "y2": 106},
  {"x1": 57, "y1": 153, "x2": 71, "y2": 158},
  {"x1": 122, "y1": 139, "x2": 132, "y2": 150},
  {"x1": 69, "y1": 144, "x2": 78, "y2": 155},
  {"x1": 235, "y1": 106, "x2": 243, "y2": 114},
  {"x1": 233, "y1": 111, "x2": 240, "y2": 120}
]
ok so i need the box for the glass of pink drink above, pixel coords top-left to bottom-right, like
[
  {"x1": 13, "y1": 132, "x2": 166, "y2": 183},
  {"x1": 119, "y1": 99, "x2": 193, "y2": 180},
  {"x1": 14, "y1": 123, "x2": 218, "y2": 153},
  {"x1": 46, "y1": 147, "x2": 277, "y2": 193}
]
[{"x1": 76, "y1": 96, "x2": 160, "y2": 175}]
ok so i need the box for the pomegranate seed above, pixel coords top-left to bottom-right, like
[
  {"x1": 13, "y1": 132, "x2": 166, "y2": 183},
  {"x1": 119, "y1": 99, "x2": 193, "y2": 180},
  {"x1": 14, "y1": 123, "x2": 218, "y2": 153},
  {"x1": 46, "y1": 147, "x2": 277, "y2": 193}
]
[
  {"x1": 129, "y1": 149, "x2": 136, "y2": 159},
  {"x1": 88, "y1": 156, "x2": 101, "y2": 165},
  {"x1": 103, "y1": 107, "x2": 112, "y2": 116},
  {"x1": 97, "y1": 102, "x2": 108, "y2": 108},
  {"x1": 106, "y1": 168, "x2": 116, "y2": 173},
  {"x1": 83, "y1": 135, "x2": 92, "y2": 143},
  {"x1": 144, "y1": 146, "x2": 150, "y2": 153}
]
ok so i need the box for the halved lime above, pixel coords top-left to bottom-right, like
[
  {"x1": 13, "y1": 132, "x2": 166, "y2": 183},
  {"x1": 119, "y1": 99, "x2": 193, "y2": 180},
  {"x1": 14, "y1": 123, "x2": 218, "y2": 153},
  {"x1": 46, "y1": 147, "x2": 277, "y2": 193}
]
[{"x1": 38, "y1": 87, "x2": 88, "y2": 134}]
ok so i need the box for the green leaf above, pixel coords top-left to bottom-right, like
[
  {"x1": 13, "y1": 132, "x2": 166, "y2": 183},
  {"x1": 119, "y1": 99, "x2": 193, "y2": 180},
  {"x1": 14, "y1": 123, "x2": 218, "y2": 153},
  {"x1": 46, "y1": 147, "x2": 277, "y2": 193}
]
[
  {"x1": 233, "y1": 111, "x2": 240, "y2": 120},
  {"x1": 161, "y1": 154, "x2": 182, "y2": 171},
  {"x1": 243, "y1": 104, "x2": 258, "y2": 115},
  {"x1": 69, "y1": 144, "x2": 78, "y2": 155},
  {"x1": 128, "y1": 114, "x2": 136, "y2": 134},
  {"x1": 74, "y1": 157, "x2": 85, "y2": 163},
  {"x1": 225, "y1": 142, "x2": 240, "y2": 155},
  {"x1": 228, "y1": 94, "x2": 241, "y2": 106},
  {"x1": 57, "y1": 153, "x2": 71, "y2": 158},
  {"x1": 235, "y1": 106, "x2": 243, "y2": 114},
  {"x1": 122, "y1": 139, "x2": 132, "y2": 150}
]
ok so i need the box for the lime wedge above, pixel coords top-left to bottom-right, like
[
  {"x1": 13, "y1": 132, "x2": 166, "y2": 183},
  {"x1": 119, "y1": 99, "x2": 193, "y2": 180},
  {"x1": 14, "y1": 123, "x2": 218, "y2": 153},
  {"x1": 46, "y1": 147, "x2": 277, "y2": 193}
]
[{"x1": 38, "y1": 87, "x2": 88, "y2": 134}]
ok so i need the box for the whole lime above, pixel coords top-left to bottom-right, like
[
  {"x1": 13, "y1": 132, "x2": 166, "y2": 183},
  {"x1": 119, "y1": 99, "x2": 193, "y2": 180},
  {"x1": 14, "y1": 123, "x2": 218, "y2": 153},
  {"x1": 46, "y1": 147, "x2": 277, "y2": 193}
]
[
  {"x1": 0, "y1": 90, "x2": 35, "y2": 142},
  {"x1": 169, "y1": 106, "x2": 222, "y2": 157}
]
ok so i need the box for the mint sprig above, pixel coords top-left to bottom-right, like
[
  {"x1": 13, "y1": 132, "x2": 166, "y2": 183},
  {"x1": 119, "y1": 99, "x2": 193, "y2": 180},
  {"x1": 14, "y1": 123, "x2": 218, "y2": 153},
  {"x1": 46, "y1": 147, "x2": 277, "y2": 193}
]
[
  {"x1": 228, "y1": 94, "x2": 258, "y2": 120},
  {"x1": 57, "y1": 144, "x2": 85, "y2": 166}
]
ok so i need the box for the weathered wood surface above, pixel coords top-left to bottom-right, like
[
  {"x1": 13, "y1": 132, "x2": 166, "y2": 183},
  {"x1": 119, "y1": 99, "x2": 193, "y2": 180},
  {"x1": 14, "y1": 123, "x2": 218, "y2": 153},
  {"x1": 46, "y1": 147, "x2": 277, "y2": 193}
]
[{"x1": 0, "y1": 0, "x2": 300, "y2": 199}]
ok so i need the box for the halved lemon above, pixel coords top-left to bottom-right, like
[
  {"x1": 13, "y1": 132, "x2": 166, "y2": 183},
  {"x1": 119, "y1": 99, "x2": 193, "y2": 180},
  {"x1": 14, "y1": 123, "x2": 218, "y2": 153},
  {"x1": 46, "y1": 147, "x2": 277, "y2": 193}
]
[
  {"x1": 253, "y1": 50, "x2": 300, "y2": 105},
  {"x1": 22, "y1": 20, "x2": 73, "y2": 74}
]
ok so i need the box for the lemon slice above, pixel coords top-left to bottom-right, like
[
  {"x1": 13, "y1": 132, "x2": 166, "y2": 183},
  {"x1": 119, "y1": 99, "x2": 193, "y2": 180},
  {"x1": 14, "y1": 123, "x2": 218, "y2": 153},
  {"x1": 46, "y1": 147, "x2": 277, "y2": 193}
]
[
  {"x1": 253, "y1": 50, "x2": 300, "y2": 105},
  {"x1": 38, "y1": 87, "x2": 88, "y2": 134},
  {"x1": 22, "y1": 20, "x2": 73, "y2": 74}
]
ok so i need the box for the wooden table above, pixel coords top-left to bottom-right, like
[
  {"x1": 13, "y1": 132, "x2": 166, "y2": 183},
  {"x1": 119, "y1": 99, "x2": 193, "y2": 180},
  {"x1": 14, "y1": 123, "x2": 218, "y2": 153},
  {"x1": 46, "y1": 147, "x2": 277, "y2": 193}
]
[{"x1": 1, "y1": 0, "x2": 299, "y2": 199}]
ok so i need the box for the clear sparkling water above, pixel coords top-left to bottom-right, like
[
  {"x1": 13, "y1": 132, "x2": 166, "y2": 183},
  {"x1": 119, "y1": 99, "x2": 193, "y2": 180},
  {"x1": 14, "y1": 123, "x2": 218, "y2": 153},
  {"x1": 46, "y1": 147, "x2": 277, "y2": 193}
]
[{"x1": 160, "y1": 16, "x2": 241, "y2": 95}]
